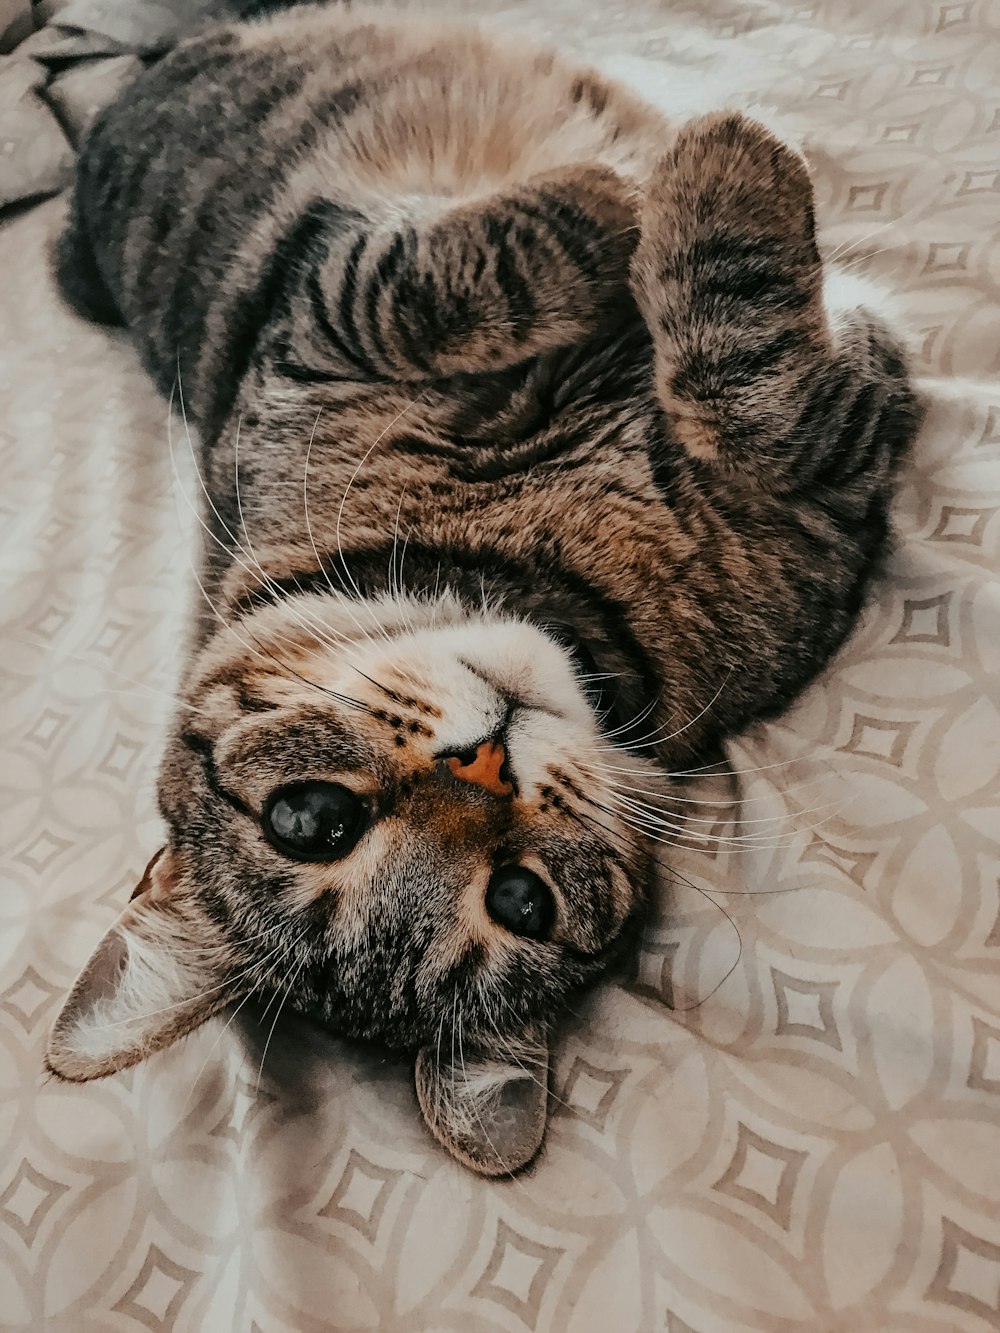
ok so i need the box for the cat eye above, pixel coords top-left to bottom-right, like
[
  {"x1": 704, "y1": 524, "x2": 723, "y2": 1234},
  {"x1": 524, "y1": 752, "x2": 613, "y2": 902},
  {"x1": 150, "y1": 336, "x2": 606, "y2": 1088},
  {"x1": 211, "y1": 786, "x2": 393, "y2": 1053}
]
[
  {"x1": 485, "y1": 866, "x2": 555, "y2": 940},
  {"x1": 262, "y1": 781, "x2": 366, "y2": 862}
]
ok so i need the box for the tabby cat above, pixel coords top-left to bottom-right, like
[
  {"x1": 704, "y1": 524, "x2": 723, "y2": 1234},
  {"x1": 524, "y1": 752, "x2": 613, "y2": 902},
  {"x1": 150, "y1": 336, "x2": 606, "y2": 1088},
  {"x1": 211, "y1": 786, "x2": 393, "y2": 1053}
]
[{"x1": 46, "y1": 2, "x2": 920, "y2": 1175}]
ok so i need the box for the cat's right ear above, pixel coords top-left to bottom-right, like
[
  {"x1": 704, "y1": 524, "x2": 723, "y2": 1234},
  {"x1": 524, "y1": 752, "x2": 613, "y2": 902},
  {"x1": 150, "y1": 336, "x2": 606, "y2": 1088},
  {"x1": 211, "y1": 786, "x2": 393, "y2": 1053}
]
[{"x1": 46, "y1": 849, "x2": 235, "y2": 1082}]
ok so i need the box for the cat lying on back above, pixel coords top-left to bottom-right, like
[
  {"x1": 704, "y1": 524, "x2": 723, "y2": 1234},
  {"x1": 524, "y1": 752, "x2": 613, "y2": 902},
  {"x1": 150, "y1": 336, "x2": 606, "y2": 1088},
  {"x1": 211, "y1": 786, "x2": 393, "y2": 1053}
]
[{"x1": 47, "y1": 3, "x2": 920, "y2": 1175}]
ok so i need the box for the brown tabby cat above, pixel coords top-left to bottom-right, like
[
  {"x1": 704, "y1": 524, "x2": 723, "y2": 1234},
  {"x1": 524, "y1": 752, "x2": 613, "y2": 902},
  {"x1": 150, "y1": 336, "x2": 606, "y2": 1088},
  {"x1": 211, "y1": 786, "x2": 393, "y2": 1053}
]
[{"x1": 46, "y1": 3, "x2": 920, "y2": 1175}]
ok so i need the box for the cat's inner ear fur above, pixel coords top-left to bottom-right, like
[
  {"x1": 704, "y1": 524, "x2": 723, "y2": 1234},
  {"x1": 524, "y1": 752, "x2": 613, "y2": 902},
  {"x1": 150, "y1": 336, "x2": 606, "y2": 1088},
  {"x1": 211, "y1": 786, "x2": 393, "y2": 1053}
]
[
  {"x1": 46, "y1": 848, "x2": 233, "y2": 1082},
  {"x1": 414, "y1": 1036, "x2": 550, "y2": 1177}
]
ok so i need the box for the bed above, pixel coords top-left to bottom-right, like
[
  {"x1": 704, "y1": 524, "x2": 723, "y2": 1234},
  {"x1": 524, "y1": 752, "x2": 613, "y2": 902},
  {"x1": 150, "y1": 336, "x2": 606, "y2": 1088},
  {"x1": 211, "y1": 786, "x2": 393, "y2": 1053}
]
[{"x1": 2, "y1": 0, "x2": 999, "y2": 1328}]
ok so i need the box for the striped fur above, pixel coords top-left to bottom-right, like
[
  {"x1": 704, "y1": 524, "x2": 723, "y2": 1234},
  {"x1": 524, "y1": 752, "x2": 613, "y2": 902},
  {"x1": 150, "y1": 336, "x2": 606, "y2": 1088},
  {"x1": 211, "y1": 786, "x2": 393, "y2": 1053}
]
[{"x1": 48, "y1": 5, "x2": 921, "y2": 1175}]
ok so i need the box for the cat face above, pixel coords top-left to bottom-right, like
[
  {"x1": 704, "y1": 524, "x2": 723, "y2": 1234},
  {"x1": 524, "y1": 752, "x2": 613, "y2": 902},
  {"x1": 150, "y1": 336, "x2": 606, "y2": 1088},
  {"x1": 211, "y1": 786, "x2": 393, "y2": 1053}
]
[{"x1": 47, "y1": 592, "x2": 654, "y2": 1174}]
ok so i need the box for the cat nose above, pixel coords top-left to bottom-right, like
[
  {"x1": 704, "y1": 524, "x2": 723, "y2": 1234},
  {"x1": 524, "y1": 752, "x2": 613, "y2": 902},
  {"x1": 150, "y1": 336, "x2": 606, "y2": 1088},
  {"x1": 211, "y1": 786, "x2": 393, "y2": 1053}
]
[{"x1": 442, "y1": 739, "x2": 514, "y2": 797}]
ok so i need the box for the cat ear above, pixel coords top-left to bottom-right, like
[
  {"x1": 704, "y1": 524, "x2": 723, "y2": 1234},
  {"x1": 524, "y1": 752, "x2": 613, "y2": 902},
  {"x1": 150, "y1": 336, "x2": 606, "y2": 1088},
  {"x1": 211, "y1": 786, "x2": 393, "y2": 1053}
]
[
  {"x1": 46, "y1": 848, "x2": 234, "y2": 1081},
  {"x1": 414, "y1": 1036, "x2": 550, "y2": 1176}
]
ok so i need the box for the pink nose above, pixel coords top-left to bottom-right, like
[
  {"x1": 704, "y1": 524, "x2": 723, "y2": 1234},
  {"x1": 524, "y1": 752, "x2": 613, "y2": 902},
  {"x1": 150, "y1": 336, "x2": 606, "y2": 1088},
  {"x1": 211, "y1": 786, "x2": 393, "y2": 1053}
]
[{"x1": 445, "y1": 740, "x2": 513, "y2": 797}]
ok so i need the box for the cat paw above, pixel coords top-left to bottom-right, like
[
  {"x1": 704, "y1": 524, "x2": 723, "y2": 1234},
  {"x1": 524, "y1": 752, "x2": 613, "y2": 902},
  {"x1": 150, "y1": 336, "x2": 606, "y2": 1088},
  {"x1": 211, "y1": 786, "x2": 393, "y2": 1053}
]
[
  {"x1": 671, "y1": 111, "x2": 811, "y2": 184},
  {"x1": 645, "y1": 110, "x2": 819, "y2": 264},
  {"x1": 631, "y1": 111, "x2": 830, "y2": 468}
]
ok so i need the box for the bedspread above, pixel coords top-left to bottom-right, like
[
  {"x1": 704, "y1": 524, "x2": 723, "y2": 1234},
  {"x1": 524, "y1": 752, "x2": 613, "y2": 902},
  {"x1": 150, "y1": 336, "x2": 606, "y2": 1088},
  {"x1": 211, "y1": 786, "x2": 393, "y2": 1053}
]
[{"x1": 2, "y1": 1, "x2": 999, "y2": 1329}]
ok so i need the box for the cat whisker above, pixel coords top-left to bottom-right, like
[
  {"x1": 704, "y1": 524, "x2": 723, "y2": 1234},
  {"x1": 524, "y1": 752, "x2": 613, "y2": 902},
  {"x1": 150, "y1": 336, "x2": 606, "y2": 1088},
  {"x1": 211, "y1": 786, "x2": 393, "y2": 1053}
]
[
  {"x1": 595, "y1": 691, "x2": 661, "y2": 743},
  {"x1": 181, "y1": 548, "x2": 338, "y2": 709},
  {"x1": 184, "y1": 551, "x2": 287, "y2": 676},
  {"x1": 595, "y1": 779, "x2": 844, "y2": 831},
  {"x1": 559, "y1": 801, "x2": 748, "y2": 1002},
  {"x1": 822, "y1": 215, "x2": 902, "y2": 266},
  {"x1": 591, "y1": 668, "x2": 734, "y2": 755},
  {"x1": 396, "y1": 536, "x2": 416, "y2": 629},
  {"x1": 455, "y1": 1003, "x2": 526, "y2": 1190},
  {"x1": 608, "y1": 799, "x2": 849, "y2": 855},
  {"x1": 568, "y1": 785, "x2": 819, "y2": 863},
  {"x1": 332, "y1": 394, "x2": 427, "y2": 640},
  {"x1": 651, "y1": 867, "x2": 810, "y2": 898},
  {"x1": 577, "y1": 670, "x2": 656, "y2": 734},
  {"x1": 234, "y1": 412, "x2": 361, "y2": 662},
  {"x1": 167, "y1": 407, "x2": 377, "y2": 714},
  {"x1": 591, "y1": 745, "x2": 833, "y2": 786},
  {"x1": 557, "y1": 797, "x2": 645, "y2": 868},
  {"x1": 576, "y1": 756, "x2": 828, "y2": 812},
  {"x1": 609, "y1": 812, "x2": 826, "y2": 852},
  {"x1": 6, "y1": 632, "x2": 217, "y2": 720},
  {"x1": 478, "y1": 992, "x2": 574, "y2": 1116},
  {"x1": 598, "y1": 786, "x2": 819, "y2": 846},
  {"x1": 430, "y1": 563, "x2": 444, "y2": 623},
  {"x1": 303, "y1": 406, "x2": 394, "y2": 650},
  {"x1": 449, "y1": 987, "x2": 459, "y2": 1129},
  {"x1": 596, "y1": 696, "x2": 690, "y2": 750},
  {"x1": 166, "y1": 923, "x2": 294, "y2": 954},
  {"x1": 171, "y1": 378, "x2": 373, "y2": 700},
  {"x1": 254, "y1": 946, "x2": 311, "y2": 1095},
  {"x1": 166, "y1": 381, "x2": 320, "y2": 688},
  {"x1": 388, "y1": 486, "x2": 418, "y2": 637},
  {"x1": 835, "y1": 245, "x2": 904, "y2": 275},
  {"x1": 651, "y1": 863, "x2": 745, "y2": 1012},
  {"x1": 171, "y1": 368, "x2": 291, "y2": 608},
  {"x1": 80, "y1": 685, "x2": 212, "y2": 720},
  {"x1": 101, "y1": 925, "x2": 297, "y2": 1030},
  {"x1": 174, "y1": 926, "x2": 312, "y2": 1122},
  {"x1": 299, "y1": 409, "x2": 447, "y2": 707},
  {"x1": 602, "y1": 792, "x2": 833, "y2": 836}
]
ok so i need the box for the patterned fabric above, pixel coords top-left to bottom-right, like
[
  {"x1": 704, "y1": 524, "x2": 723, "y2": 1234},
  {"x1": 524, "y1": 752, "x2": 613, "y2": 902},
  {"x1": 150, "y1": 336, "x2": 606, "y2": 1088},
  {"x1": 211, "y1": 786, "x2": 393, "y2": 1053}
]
[{"x1": 1, "y1": 0, "x2": 998, "y2": 1328}]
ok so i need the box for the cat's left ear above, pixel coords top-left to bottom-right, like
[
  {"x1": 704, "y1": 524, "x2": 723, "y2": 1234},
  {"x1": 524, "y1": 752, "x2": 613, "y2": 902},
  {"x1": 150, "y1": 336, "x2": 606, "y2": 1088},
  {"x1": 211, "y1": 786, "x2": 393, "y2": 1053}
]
[
  {"x1": 46, "y1": 848, "x2": 235, "y2": 1082},
  {"x1": 414, "y1": 1036, "x2": 550, "y2": 1176}
]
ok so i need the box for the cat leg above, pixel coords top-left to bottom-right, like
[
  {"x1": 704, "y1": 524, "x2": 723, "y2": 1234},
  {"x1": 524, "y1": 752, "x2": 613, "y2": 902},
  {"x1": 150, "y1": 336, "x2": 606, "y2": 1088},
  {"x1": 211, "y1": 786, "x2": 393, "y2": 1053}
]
[
  {"x1": 631, "y1": 112, "x2": 911, "y2": 492},
  {"x1": 305, "y1": 165, "x2": 639, "y2": 381}
]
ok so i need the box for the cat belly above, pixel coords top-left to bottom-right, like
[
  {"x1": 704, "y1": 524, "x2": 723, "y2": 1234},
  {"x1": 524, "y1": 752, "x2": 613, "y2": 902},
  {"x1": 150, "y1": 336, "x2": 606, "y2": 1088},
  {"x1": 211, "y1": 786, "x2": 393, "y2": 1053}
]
[{"x1": 235, "y1": 10, "x2": 668, "y2": 201}]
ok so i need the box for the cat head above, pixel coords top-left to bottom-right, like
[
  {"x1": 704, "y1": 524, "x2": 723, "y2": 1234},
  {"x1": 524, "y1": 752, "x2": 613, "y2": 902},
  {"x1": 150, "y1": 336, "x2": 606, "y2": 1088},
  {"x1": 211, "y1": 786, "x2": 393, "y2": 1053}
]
[{"x1": 47, "y1": 590, "x2": 655, "y2": 1175}]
